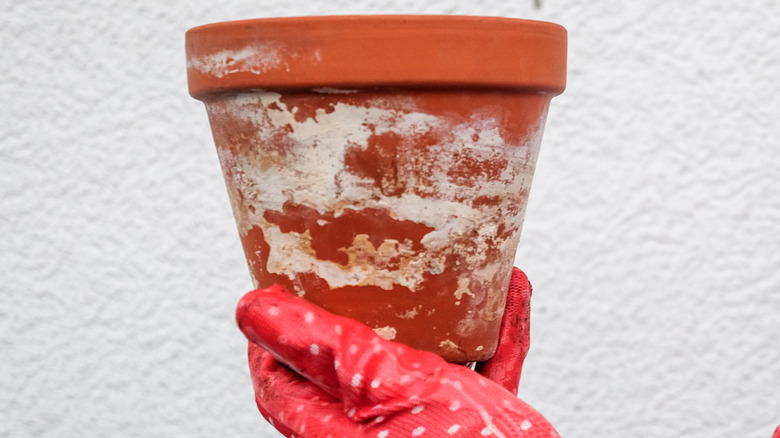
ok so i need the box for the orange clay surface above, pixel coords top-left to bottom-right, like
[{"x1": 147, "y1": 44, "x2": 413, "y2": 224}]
[{"x1": 187, "y1": 16, "x2": 566, "y2": 362}]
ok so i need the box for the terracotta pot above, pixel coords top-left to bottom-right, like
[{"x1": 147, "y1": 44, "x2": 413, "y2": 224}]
[{"x1": 186, "y1": 15, "x2": 566, "y2": 363}]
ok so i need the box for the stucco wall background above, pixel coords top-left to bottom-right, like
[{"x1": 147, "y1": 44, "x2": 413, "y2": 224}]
[{"x1": 2, "y1": 1, "x2": 779, "y2": 437}]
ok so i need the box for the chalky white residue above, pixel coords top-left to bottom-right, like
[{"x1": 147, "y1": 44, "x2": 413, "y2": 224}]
[
  {"x1": 312, "y1": 87, "x2": 361, "y2": 94},
  {"x1": 373, "y1": 326, "x2": 398, "y2": 341},
  {"x1": 440, "y1": 339, "x2": 461, "y2": 351},
  {"x1": 187, "y1": 44, "x2": 285, "y2": 78},
  {"x1": 208, "y1": 91, "x2": 545, "y2": 332},
  {"x1": 454, "y1": 277, "x2": 475, "y2": 301},
  {"x1": 397, "y1": 306, "x2": 421, "y2": 320}
]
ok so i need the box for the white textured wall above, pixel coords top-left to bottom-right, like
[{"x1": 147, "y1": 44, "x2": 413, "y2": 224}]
[{"x1": 2, "y1": 1, "x2": 779, "y2": 437}]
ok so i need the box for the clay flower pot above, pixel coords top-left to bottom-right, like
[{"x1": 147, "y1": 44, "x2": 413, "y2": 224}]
[{"x1": 186, "y1": 15, "x2": 566, "y2": 363}]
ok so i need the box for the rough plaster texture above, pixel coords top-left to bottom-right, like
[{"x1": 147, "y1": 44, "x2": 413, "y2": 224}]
[{"x1": 1, "y1": 1, "x2": 779, "y2": 437}]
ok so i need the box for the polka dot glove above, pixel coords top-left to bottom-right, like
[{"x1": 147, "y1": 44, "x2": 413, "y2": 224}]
[{"x1": 236, "y1": 268, "x2": 560, "y2": 438}]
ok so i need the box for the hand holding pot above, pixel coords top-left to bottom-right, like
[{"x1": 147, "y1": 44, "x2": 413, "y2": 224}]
[{"x1": 236, "y1": 268, "x2": 560, "y2": 438}]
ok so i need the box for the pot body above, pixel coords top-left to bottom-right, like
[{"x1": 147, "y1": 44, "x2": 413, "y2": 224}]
[{"x1": 187, "y1": 16, "x2": 566, "y2": 362}]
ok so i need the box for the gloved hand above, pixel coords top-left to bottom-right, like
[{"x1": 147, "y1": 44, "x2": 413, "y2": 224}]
[{"x1": 236, "y1": 268, "x2": 560, "y2": 438}]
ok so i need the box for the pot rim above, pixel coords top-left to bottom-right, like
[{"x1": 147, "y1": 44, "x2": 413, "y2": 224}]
[{"x1": 186, "y1": 15, "x2": 566, "y2": 99}]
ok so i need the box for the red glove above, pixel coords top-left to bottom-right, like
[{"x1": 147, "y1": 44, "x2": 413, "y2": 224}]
[
  {"x1": 773, "y1": 425, "x2": 780, "y2": 438},
  {"x1": 236, "y1": 268, "x2": 560, "y2": 438}
]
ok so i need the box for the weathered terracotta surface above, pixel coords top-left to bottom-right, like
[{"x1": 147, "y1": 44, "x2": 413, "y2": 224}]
[{"x1": 186, "y1": 16, "x2": 566, "y2": 362}]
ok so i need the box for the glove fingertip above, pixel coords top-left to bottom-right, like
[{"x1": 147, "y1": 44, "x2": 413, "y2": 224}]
[
  {"x1": 236, "y1": 284, "x2": 292, "y2": 342},
  {"x1": 477, "y1": 267, "x2": 533, "y2": 393},
  {"x1": 509, "y1": 267, "x2": 531, "y2": 297}
]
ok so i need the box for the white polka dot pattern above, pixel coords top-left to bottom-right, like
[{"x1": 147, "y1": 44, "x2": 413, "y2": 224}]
[{"x1": 236, "y1": 269, "x2": 558, "y2": 438}]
